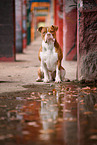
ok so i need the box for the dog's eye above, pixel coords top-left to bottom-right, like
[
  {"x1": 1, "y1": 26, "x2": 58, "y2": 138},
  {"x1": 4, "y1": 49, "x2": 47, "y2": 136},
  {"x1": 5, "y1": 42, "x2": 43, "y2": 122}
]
[
  {"x1": 50, "y1": 30, "x2": 54, "y2": 33},
  {"x1": 43, "y1": 32, "x2": 46, "y2": 35}
]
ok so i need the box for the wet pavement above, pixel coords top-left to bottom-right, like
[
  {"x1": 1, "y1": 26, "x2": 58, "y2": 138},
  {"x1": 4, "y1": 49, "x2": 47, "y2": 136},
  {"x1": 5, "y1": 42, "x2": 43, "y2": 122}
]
[{"x1": 0, "y1": 82, "x2": 97, "y2": 145}]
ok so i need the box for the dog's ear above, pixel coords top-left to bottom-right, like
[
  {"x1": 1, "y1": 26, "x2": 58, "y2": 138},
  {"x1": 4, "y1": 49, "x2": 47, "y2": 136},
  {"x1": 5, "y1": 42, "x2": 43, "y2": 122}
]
[
  {"x1": 37, "y1": 27, "x2": 43, "y2": 32},
  {"x1": 51, "y1": 25, "x2": 58, "y2": 31}
]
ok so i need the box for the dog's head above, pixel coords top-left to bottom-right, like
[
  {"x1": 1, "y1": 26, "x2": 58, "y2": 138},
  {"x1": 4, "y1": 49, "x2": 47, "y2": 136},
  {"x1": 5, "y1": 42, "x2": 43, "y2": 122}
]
[{"x1": 38, "y1": 25, "x2": 58, "y2": 43}]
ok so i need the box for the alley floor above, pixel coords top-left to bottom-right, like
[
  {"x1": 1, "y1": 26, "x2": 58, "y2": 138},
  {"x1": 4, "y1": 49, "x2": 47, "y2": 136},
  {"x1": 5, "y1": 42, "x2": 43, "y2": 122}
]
[
  {"x1": 0, "y1": 37, "x2": 97, "y2": 145},
  {"x1": 0, "y1": 36, "x2": 77, "y2": 93}
]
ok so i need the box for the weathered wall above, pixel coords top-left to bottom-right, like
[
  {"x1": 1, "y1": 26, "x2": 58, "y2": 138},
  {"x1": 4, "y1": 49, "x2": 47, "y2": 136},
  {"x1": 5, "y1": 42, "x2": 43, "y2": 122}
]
[
  {"x1": 0, "y1": 0, "x2": 15, "y2": 61},
  {"x1": 77, "y1": 0, "x2": 97, "y2": 82}
]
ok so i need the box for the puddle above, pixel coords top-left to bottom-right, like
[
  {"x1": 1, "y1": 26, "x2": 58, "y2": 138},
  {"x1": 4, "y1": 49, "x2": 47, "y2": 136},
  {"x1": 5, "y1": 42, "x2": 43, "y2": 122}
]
[{"x1": 0, "y1": 83, "x2": 97, "y2": 145}]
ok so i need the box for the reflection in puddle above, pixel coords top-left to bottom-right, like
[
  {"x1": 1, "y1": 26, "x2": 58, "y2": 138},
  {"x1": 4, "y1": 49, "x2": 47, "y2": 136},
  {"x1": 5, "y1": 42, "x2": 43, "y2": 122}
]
[{"x1": 0, "y1": 84, "x2": 97, "y2": 145}]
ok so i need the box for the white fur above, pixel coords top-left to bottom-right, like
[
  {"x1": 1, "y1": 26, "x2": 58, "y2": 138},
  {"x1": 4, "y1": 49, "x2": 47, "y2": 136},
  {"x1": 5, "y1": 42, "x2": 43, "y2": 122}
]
[
  {"x1": 40, "y1": 40, "x2": 61, "y2": 83},
  {"x1": 45, "y1": 32, "x2": 55, "y2": 43}
]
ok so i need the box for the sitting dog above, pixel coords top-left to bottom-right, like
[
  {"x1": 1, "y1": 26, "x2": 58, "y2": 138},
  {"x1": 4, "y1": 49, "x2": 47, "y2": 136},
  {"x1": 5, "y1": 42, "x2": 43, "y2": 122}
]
[{"x1": 36, "y1": 25, "x2": 66, "y2": 83}]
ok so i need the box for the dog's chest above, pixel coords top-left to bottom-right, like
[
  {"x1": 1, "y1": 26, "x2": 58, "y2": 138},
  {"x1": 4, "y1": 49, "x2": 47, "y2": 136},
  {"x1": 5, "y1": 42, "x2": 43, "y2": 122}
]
[{"x1": 40, "y1": 43, "x2": 58, "y2": 71}]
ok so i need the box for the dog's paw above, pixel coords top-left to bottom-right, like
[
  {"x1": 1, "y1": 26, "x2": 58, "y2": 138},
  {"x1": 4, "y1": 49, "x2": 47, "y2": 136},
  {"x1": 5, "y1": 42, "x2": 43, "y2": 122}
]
[
  {"x1": 36, "y1": 78, "x2": 43, "y2": 82},
  {"x1": 43, "y1": 78, "x2": 50, "y2": 83},
  {"x1": 55, "y1": 77, "x2": 61, "y2": 83}
]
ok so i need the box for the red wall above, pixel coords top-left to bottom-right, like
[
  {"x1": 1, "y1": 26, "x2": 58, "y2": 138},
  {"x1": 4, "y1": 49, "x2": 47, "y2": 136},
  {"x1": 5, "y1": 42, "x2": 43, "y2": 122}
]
[
  {"x1": 54, "y1": 0, "x2": 77, "y2": 61},
  {"x1": 64, "y1": 8, "x2": 77, "y2": 60},
  {"x1": 54, "y1": 0, "x2": 63, "y2": 50}
]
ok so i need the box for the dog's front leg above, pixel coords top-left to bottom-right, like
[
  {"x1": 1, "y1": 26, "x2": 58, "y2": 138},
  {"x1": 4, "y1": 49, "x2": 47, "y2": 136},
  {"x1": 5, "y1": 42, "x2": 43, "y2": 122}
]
[
  {"x1": 41, "y1": 61, "x2": 49, "y2": 83},
  {"x1": 55, "y1": 65, "x2": 61, "y2": 83}
]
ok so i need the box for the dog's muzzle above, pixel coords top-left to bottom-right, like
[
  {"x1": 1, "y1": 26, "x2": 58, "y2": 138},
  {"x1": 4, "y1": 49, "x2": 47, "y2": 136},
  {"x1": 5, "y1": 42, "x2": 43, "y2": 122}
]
[{"x1": 45, "y1": 32, "x2": 55, "y2": 43}]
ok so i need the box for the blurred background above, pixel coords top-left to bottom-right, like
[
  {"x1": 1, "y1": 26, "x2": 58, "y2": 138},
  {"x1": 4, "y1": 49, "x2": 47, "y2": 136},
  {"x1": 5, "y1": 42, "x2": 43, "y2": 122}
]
[{"x1": 0, "y1": 0, "x2": 77, "y2": 61}]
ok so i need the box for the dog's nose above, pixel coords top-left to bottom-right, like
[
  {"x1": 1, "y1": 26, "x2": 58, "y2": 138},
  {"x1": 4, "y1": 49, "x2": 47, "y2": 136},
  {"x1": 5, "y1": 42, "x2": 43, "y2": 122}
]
[{"x1": 47, "y1": 33, "x2": 51, "y2": 36}]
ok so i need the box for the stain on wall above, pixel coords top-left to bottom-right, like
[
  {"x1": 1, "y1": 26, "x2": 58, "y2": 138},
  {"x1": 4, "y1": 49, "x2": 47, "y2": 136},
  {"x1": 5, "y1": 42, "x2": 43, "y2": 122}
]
[{"x1": 78, "y1": 0, "x2": 97, "y2": 81}]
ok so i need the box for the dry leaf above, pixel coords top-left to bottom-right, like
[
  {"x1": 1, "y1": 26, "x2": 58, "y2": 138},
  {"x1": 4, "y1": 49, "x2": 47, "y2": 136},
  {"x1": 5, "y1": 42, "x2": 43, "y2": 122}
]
[
  {"x1": 0, "y1": 134, "x2": 13, "y2": 140},
  {"x1": 82, "y1": 87, "x2": 91, "y2": 90},
  {"x1": 90, "y1": 135, "x2": 97, "y2": 140},
  {"x1": 27, "y1": 122, "x2": 39, "y2": 127},
  {"x1": 27, "y1": 97, "x2": 33, "y2": 100},
  {"x1": 31, "y1": 92, "x2": 35, "y2": 95},
  {"x1": 80, "y1": 95, "x2": 84, "y2": 98},
  {"x1": 91, "y1": 87, "x2": 97, "y2": 91},
  {"x1": 0, "y1": 135, "x2": 6, "y2": 140},
  {"x1": 48, "y1": 92, "x2": 52, "y2": 95},
  {"x1": 57, "y1": 118, "x2": 64, "y2": 122},
  {"x1": 47, "y1": 118, "x2": 53, "y2": 122},
  {"x1": 22, "y1": 131, "x2": 30, "y2": 135},
  {"x1": 83, "y1": 111, "x2": 93, "y2": 115},
  {"x1": 0, "y1": 105, "x2": 7, "y2": 108},
  {"x1": 64, "y1": 109, "x2": 71, "y2": 113},
  {"x1": 40, "y1": 129, "x2": 54, "y2": 134},
  {"x1": 6, "y1": 134, "x2": 13, "y2": 138},
  {"x1": 80, "y1": 100, "x2": 84, "y2": 103},
  {"x1": 89, "y1": 129, "x2": 97, "y2": 133},
  {"x1": 94, "y1": 104, "x2": 97, "y2": 108},
  {"x1": 60, "y1": 103, "x2": 64, "y2": 106},
  {"x1": 52, "y1": 89, "x2": 56, "y2": 95},
  {"x1": 65, "y1": 100, "x2": 71, "y2": 103},
  {"x1": 64, "y1": 117, "x2": 77, "y2": 122}
]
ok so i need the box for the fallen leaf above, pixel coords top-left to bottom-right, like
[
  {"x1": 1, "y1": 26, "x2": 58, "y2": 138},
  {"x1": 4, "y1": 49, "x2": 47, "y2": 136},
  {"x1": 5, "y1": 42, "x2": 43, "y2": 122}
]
[
  {"x1": 65, "y1": 100, "x2": 71, "y2": 103},
  {"x1": 43, "y1": 101, "x2": 47, "y2": 104},
  {"x1": 90, "y1": 135, "x2": 97, "y2": 140},
  {"x1": 6, "y1": 134, "x2": 13, "y2": 138},
  {"x1": 80, "y1": 100, "x2": 84, "y2": 103},
  {"x1": 83, "y1": 111, "x2": 93, "y2": 115},
  {"x1": 0, "y1": 105, "x2": 7, "y2": 108},
  {"x1": 40, "y1": 129, "x2": 54, "y2": 134},
  {"x1": 22, "y1": 131, "x2": 30, "y2": 135},
  {"x1": 52, "y1": 89, "x2": 56, "y2": 95},
  {"x1": 27, "y1": 97, "x2": 33, "y2": 100},
  {"x1": 65, "y1": 87, "x2": 70, "y2": 91},
  {"x1": 60, "y1": 103, "x2": 64, "y2": 106},
  {"x1": 57, "y1": 118, "x2": 64, "y2": 122},
  {"x1": 80, "y1": 95, "x2": 84, "y2": 98},
  {"x1": 47, "y1": 118, "x2": 53, "y2": 122},
  {"x1": 64, "y1": 109, "x2": 71, "y2": 113},
  {"x1": 0, "y1": 135, "x2": 6, "y2": 140},
  {"x1": 50, "y1": 104, "x2": 58, "y2": 107},
  {"x1": 94, "y1": 104, "x2": 97, "y2": 108},
  {"x1": 82, "y1": 86, "x2": 91, "y2": 90},
  {"x1": 0, "y1": 117, "x2": 6, "y2": 120},
  {"x1": 31, "y1": 92, "x2": 35, "y2": 95},
  {"x1": 64, "y1": 117, "x2": 77, "y2": 122},
  {"x1": 89, "y1": 129, "x2": 97, "y2": 133},
  {"x1": 91, "y1": 87, "x2": 97, "y2": 91},
  {"x1": 48, "y1": 92, "x2": 52, "y2": 95},
  {"x1": 27, "y1": 122, "x2": 39, "y2": 127},
  {"x1": 0, "y1": 134, "x2": 13, "y2": 140}
]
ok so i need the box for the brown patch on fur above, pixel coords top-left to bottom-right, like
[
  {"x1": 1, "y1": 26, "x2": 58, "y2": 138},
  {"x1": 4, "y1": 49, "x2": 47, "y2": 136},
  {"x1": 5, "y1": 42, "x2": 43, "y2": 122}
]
[
  {"x1": 38, "y1": 68, "x2": 44, "y2": 79},
  {"x1": 38, "y1": 46, "x2": 42, "y2": 61},
  {"x1": 54, "y1": 40, "x2": 63, "y2": 70}
]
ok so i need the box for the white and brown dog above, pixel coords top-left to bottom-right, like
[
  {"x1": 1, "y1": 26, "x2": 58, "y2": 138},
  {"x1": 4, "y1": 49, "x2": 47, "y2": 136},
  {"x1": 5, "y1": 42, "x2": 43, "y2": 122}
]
[{"x1": 36, "y1": 25, "x2": 66, "y2": 83}]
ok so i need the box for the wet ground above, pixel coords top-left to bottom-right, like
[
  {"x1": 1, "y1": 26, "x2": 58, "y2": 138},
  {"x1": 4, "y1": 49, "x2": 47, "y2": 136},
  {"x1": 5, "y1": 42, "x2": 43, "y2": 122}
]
[{"x1": 0, "y1": 82, "x2": 97, "y2": 145}]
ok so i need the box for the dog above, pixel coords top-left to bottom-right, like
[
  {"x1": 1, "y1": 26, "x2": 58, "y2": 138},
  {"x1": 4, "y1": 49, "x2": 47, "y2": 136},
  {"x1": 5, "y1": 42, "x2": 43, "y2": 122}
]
[{"x1": 36, "y1": 25, "x2": 66, "y2": 83}]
